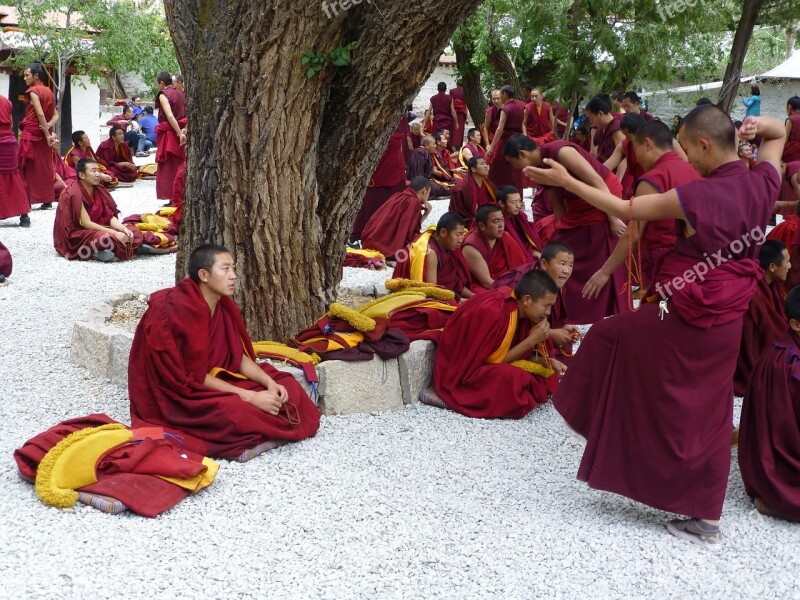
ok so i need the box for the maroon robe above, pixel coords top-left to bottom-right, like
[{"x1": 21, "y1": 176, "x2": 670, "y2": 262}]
[
  {"x1": 53, "y1": 149, "x2": 75, "y2": 201},
  {"x1": 541, "y1": 141, "x2": 625, "y2": 323},
  {"x1": 554, "y1": 160, "x2": 780, "y2": 520},
  {"x1": 129, "y1": 278, "x2": 321, "y2": 458},
  {"x1": 0, "y1": 241, "x2": 11, "y2": 277},
  {"x1": 0, "y1": 94, "x2": 29, "y2": 220},
  {"x1": 462, "y1": 229, "x2": 528, "y2": 291},
  {"x1": 488, "y1": 99, "x2": 525, "y2": 191},
  {"x1": 450, "y1": 87, "x2": 468, "y2": 149},
  {"x1": 433, "y1": 287, "x2": 559, "y2": 418},
  {"x1": 733, "y1": 277, "x2": 788, "y2": 396},
  {"x1": 738, "y1": 329, "x2": 800, "y2": 520},
  {"x1": 407, "y1": 148, "x2": 449, "y2": 196},
  {"x1": 352, "y1": 118, "x2": 407, "y2": 240},
  {"x1": 96, "y1": 138, "x2": 138, "y2": 183},
  {"x1": 504, "y1": 212, "x2": 542, "y2": 259},
  {"x1": 524, "y1": 101, "x2": 554, "y2": 140},
  {"x1": 485, "y1": 104, "x2": 501, "y2": 143},
  {"x1": 360, "y1": 188, "x2": 423, "y2": 258},
  {"x1": 53, "y1": 180, "x2": 144, "y2": 260},
  {"x1": 17, "y1": 83, "x2": 56, "y2": 205},
  {"x1": 430, "y1": 92, "x2": 455, "y2": 135},
  {"x1": 172, "y1": 161, "x2": 187, "y2": 215},
  {"x1": 782, "y1": 113, "x2": 800, "y2": 163},
  {"x1": 593, "y1": 116, "x2": 622, "y2": 163},
  {"x1": 448, "y1": 175, "x2": 494, "y2": 229},
  {"x1": 155, "y1": 86, "x2": 186, "y2": 199},
  {"x1": 392, "y1": 235, "x2": 472, "y2": 296}
]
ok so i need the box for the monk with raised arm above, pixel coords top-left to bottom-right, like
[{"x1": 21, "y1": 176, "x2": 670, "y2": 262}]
[
  {"x1": 433, "y1": 269, "x2": 566, "y2": 419},
  {"x1": 129, "y1": 244, "x2": 321, "y2": 458},
  {"x1": 154, "y1": 71, "x2": 187, "y2": 200},
  {"x1": 18, "y1": 63, "x2": 58, "y2": 210},
  {"x1": 525, "y1": 106, "x2": 786, "y2": 551},
  {"x1": 461, "y1": 203, "x2": 527, "y2": 291}
]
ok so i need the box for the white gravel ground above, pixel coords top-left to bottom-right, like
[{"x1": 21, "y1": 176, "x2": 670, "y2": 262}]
[{"x1": 1, "y1": 180, "x2": 798, "y2": 599}]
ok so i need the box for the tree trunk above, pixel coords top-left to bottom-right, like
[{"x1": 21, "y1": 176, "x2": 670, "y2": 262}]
[
  {"x1": 718, "y1": 0, "x2": 762, "y2": 115},
  {"x1": 164, "y1": 0, "x2": 483, "y2": 340},
  {"x1": 786, "y1": 20, "x2": 798, "y2": 59},
  {"x1": 453, "y1": 30, "x2": 486, "y2": 127},
  {"x1": 486, "y1": 40, "x2": 523, "y2": 100}
]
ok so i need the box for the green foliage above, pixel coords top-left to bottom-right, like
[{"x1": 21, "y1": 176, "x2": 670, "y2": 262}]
[{"x1": 301, "y1": 42, "x2": 357, "y2": 79}]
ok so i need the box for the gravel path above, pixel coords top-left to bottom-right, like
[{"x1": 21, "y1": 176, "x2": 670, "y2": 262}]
[{"x1": 0, "y1": 181, "x2": 797, "y2": 599}]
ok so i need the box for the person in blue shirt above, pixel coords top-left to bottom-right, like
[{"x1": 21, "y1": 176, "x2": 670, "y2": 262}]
[
  {"x1": 742, "y1": 85, "x2": 761, "y2": 117},
  {"x1": 139, "y1": 105, "x2": 158, "y2": 146}
]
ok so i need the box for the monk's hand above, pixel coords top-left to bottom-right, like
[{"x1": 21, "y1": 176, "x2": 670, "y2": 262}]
[
  {"x1": 550, "y1": 358, "x2": 567, "y2": 378},
  {"x1": 523, "y1": 159, "x2": 570, "y2": 187},
  {"x1": 550, "y1": 328, "x2": 573, "y2": 347},
  {"x1": 248, "y1": 390, "x2": 282, "y2": 415},
  {"x1": 270, "y1": 383, "x2": 288, "y2": 404},
  {"x1": 608, "y1": 216, "x2": 626, "y2": 237},
  {"x1": 527, "y1": 318, "x2": 550, "y2": 346},
  {"x1": 111, "y1": 230, "x2": 129, "y2": 244},
  {"x1": 583, "y1": 269, "x2": 610, "y2": 299},
  {"x1": 101, "y1": 173, "x2": 113, "y2": 183},
  {"x1": 739, "y1": 116, "x2": 759, "y2": 141}
]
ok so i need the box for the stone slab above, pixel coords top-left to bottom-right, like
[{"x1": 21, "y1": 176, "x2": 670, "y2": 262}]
[
  {"x1": 397, "y1": 340, "x2": 436, "y2": 404},
  {"x1": 316, "y1": 358, "x2": 403, "y2": 416}
]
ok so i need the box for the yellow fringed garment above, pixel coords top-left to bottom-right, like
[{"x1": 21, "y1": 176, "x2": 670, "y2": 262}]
[
  {"x1": 252, "y1": 341, "x2": 321, "y2": 365},
  {"x1": 510, "y1": 360, "x2": 555, "y2": 379},
  {"x1": 327, "y1": 302, "x2": 377, "y2": 332},
  {"x1": 346, "y1": 247, "x2": 385, "y2": 260},
  {"x1": 408, "y1": 225, "x2": 437, "y2": 281}
]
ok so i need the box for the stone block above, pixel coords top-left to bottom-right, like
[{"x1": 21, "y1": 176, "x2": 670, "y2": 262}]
[
  {"x1": 316, "y1": 358, "x2": 403, "y2": 415},
  {"x1": 71, "y1": 321, "x2": 133, "y2": 384},
  {"x1": 108, "y1": 331, "x2": 135, "y2": 387},
  {"x1": 397, "y1": 340, "x2": 436, "y2": 404}
]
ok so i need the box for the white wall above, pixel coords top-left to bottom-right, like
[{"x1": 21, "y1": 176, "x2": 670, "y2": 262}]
[
  {"x1": 413, "y1": 64, "x2": 458, "y2": 115},
  {"x1": 70, "y1": 76, "x2": 101, "y2": 149},
  {"x1": 0, "y1": 73, "x2": 10, "y2": 98}
]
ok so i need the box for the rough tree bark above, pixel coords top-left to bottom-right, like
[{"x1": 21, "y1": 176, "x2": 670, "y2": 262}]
[
  {"x1": 486, "y1": 40, "x2": 523, "y2": 99},
  {"x1": 164, "y1": 0, "x2": 484, "y2": 340},
  {"x1": 718, "y1": 0, "x2": 762, "y2": 115},
  {"x1": 453, "y1": 31, "x2": 486, "y2": 127}
]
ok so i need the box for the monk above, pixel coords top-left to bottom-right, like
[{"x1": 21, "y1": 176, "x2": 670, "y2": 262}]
[
  {"x1": 523, "y1": 88, "x2": 555, "y2": 145},
  {"x1": 428, "y1": 82, "x2": 457, "y2": 140},
  {"x1": 106, "y1": 105, "x2": 142, "y2": 154},
  {"x1": 407, "y1": 122, "x2": 422, "y2": 161},
  {"x1": 586, "y1": 94, "x2": 624, "y2": 163},
  {"x1": 350, "y1": 116, "x2": 407, "y2": 243},
  {"x1": 459, "y1": 128, "x2": 486, "y2": 166},
  {"x1": 733, "y1": 240, "x2": 791, "y2": 396},
  {"x1": 393, "y1": 212, "x2": 473, "y2": 299},
  {"x1": 766, "y1": 205, "x2": 800, "y2": 297},
  {"x1": 583, "y1": 121, "x2": 702, "y2": 299},
  {"x1": 620, "y1": 91, "x2": 654, "y2": 121},
  {"x1": 18, "y1": 63, "x2": 58, "y2": 210},
  {"x1": 462, "y1": 203, "x2": 527, "y2": 291},
  {"x1": 485, "y1": 85, "x2": 526, "y2": 190},
  {"x1": 360, "y1": 176, "x2": 432, "y2": 259},
  {"x1": 504, "y1": 133, "x2": 626, "y2": 323},
  {"x1": 774, "y1": 160, "x2": 800, "y2": 217},
  {"x1": 783, "y1": 96, "x2": 800, "y2": 163},
  {"x1": 738, "y1": 286, "x2": 800, "y2": 522},
  {"x1": 433, "y1": 269, "x2": 567, "y2": 419},
  {"x1": 54, "y1": 158, "x2": 147, "y2": 262},
  {"x1": 129, "y1": 244, "x2": 321, "y2": 458},
  {"x1": 603, "y1": 113, "x2": 647, "y2": 199},
  {"x1": 448, "y1": 156, "x2": 493, "y2": 229},
  {"x1": 0, "y1": 93, "x2": 30, "y2": 227},
  {"x1": 431, "y1": 131, "x2": 464, "y2": 186},
  {"x1": 407, "y1": 136, "x2": 450, "y2": 197},
  {"x1": 155, "y1": 71, "x2": 186, "y2": 200},
  {"x1": 449, "y1": 81, "x2": 468, "y2": 150},
  {"x1": 65, "y1": 130, "x2": 119, "y2": 188},
  {"x1": 496, "y1": 185, "x2": 542, "y2": 259},
  {"x1": 96, "y1": 126, "x2": 139, "y2": 183},
  {"x1": 525, "y1": 106, "x2": 786, "y2": 550}
]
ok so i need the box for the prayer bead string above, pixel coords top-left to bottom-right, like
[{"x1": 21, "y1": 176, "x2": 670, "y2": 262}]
[
  {"x1": 536, "y1": 342, "x2": 552, "y2": 370},
  {"x1": 627, "y1": 196, "x2": 644, "y2": 313}
]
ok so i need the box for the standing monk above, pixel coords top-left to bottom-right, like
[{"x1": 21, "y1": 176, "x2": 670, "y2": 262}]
[
  {"x1": 18, "y1": 63, "x2": 58, "y2": 211},
  {"x1": 129, "y1": 244, "x2": 321, "y2": 459},
  {"x1": 526, "y1": 106, "x2": 786, "y2": 550},
  {"x1": 523, "y1": 89, "x2": 555, "y2": 145},
  {"x1": 428, "y1": 82, "x2": 457, "y2": 140},
  {"x1": 483, "y1": 89, "x2": 502, "y2": 146},
  {"x1": 620, "y1": 91, "x2": 654, "y2": 121},
  {"x1": 586, "y1": 94, "x2": 624, "y2": 163},
  {"x1": 154, "y1": 71, "x2": 186, "y2": 200},
  {"x1": 448, "y1": 156, "x2": 493, "y2": 229},
  {"x1": 449, "y1": 81, "x2": 468, "y2": 150},
  {"x1": 0, "y1": 94, "x2": 30, "y2": 227},
  {"x1": 783, "y1": 96, "x2": 800, "y2": 163},
  {"x1": 485, "y1": 86, "x2": 526, "y2": 191},
  {"x1": 96, "y1": 126, "x2": 139, "y2": 183}
]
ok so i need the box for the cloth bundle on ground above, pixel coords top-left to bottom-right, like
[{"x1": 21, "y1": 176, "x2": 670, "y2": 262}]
[
  {"x1": 122, "y1": 210, "x2": 179, "y2": 251},
  {"x1": 343, "y1": 247, "x2": 386, "y2": 269},
  {"x1": 14, "y1": 414, "x2": 219, "y2": 518}
]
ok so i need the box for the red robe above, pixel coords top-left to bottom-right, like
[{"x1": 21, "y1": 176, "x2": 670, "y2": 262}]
[
  {"x1": 448, "y1": 175, "x2": 494, "y2": 229},
  {"x1": 53, "y1": 180, "x2": 144, "y2": 260},
  {"x1": 487, "y1": 99, "x2": 525, "y2": 191},
  {"x1": 0, "y1": 94, "x2": 29, "y2": 219},
  {"x1": 96, "y1": 138, "x2": 138, "y2": 182},
  {"x1": 733, "y1": 277, "x2": 788, "y2": 397},
  {"x1": 554, "y1": 160, "x2": 779, "y2": 520},
  {"x1": 462, "y1": 229, "x2": 527, "y2": 291},
  {"x1": 155, "y1": 86, "x2": 186, "y2": 199},
  {"x1": 0, "y1": 241, "x2": 11, "y2": 277},
  {"x1": 129, "y1": 278, "x2": 321, "y2": 458},
  {"x1": 433, "y1": 287, "x2": 559, "y2": 418},
  {"x1": 782, "y1": 113, "x2": 800, "y2": 163},
  {"x1": 593, "y1": 116, "x2": 622, "y2": 163},
  {"x1": 171, "y1": 161, "x2": 187, "y2": 224},
  {"x1": 407, "y1": 148, "x2": 449, "y2": 197},
  {"x1": 430, "y1": 92, "x2": 455, "y2": 135},
  {"x1": 766, "y1": 215, "x2": 800, "y2": 296},
  {"x1": 619, "y1": 138, "x2": 645, "y2": 199},
  {"x1": 17, "y1": 83, "x2": 55, "y2": 205},
  {"x1": 449, "y1": 86, "x2": 468, "y2": 149},
  {"x1": 53, "y1": 149, "x2": 75, "y2": 201},
  {"x1": 484, "y1": 104, "x2": 501, "y2": 143},
  {"x1": 524, "y1": 101, "x2": 555, "y2": 142},
  {"x1": 392, "y1": 233, "x2": 472, "y2": 297},
  {"x1": 360, "y1": 188, "x2": 423, "y2": 258},
  {"x1": 504, "y1": 212, "x2": 542, "y2": 260},
  {"x1": 738, "y1": 329, "x2": 800, "y2": 520}
]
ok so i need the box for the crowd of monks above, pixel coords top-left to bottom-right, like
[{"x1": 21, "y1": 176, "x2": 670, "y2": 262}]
[
  {"x1": 5, "y1": 67, "x2": 800, "y2": 547},
  {"x1": 0, "y1": 65, "x2": 187, "y2": 264}
]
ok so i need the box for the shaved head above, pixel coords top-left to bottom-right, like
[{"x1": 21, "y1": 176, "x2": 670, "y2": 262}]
[{"x1": 680, "y1": 105, "x2": 736, "y2": 149}]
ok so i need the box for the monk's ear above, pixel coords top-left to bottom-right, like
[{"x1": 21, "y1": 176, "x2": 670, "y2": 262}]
[
  {"x1": 197, "y1": 268, "x2": 210, "y2": 283},
  {"x1": 791, "y1": 318, "x2": 800, "y2": 333}
]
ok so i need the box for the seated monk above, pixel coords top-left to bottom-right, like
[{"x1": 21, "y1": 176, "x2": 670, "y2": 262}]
[
  {"x1": 52, "y1": 147, "x2": 75, "y2": 202},
  {"x1": 766, "y1": 206, "x2": 800, "y2": 296},
  {"x1": 360, "y1": 176, "x2": 432, "y2": 259},
  {"x1": 95, "y1": 126, "x2": 139, "y2": 183},
  {"x1": 738, "y1": 286, "x2": 800, "y2": 522},
  {"x1": 431, "y1": 131, "x2": 464, "y2": 187},
  {"x1": 433, "y1": 269, "x2": 567, "y2": 419},
  {"x1": 64, "y1": 130, "x2": 119, "y2": 188},
  {"x1": 128, "y1": 244, "x2": 321, "y2": 458},
  {"x1": 449, "y1": 156, "x2": 494, "y2": 229},
  {"x1": 458, "y1": 128, "x2": 486, "y2": 167},
  {"x1": 733, "y1": 240, "x2": 791, "y2": 396},
  {"x1": 53, "y1": 158, "x2": 149, "y2": 262},
  {"x1": 496, "y1": 185, "x2": 542, "y2": 259},
  {"x1": 393, "y1": 212, "x2": 474, "y2": 300},
  {"x1": 462, "y1": 203, "x2": 528, "y2": 292},
  {"x1": 407, "y1": 136, "x2": 451, "y2": 197}
]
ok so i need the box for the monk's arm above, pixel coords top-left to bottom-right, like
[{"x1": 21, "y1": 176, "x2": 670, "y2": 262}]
[
  {"x1": 462, "y1": 245, "x2": 493, "y2": 288},
  {"x1": 407, "y1": 135, "x2": 414, "y2": 150},
  {"x1": 740, "y1": 116, "x2": 786, "y2": 173},
  {"x1": 787, "y1": 118, "x2": 794, "y2": 140},
  {"x1": 611, "y1": 130, "x2": 625, "y2": 147},
  {"x1": 559, "y1": 147, "x2": 608, "y2": 191},
  {"x1": 239, "y1": 354, "x2": 283, "y2": 394},
  {"x1": 525, "y1": 159, "x2": 686, "y2": 221},
  {"x1": 461, "y1": 146, "x2": 473, "y2": 162},
  {"x1": 421, "y1": 200, "x2": 432, "y2": 222},
  {"x1": 158, "y1": 94, "x2": 185, "y2": 143},
  {"x1": 29, "y1": 93, "x2": 56, "y2": 144},
  {"x1": 78, "y1": 205, "x2": 129, "y2": 242},
  {"x1": 522, "y1": 109, "x2": 530, "y2": 137},
  {"x1": 504, "y1": 319, "x2": 549, "y2": 363},
  {"x1": 423, "y1": 250, "x2": 438, "y2": 285},
  {"x1": 459, "y1": 287, "x2": 474, "y2": 299},
  {"x1": 450, "y1": 100, "x2": 458, "y2": 124},
  {"x1": 487, "y1": 112, "x2": 507, "y2": 156},
  {"x1": 603, "y1": 142, "x2": 625, "y2": 172},
  {"x1": 202, "y1": 371, "x2": 282, "y2": 414},
  {"x1": 672, "y1": 139, "x2": 688, "y2": 160}
]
